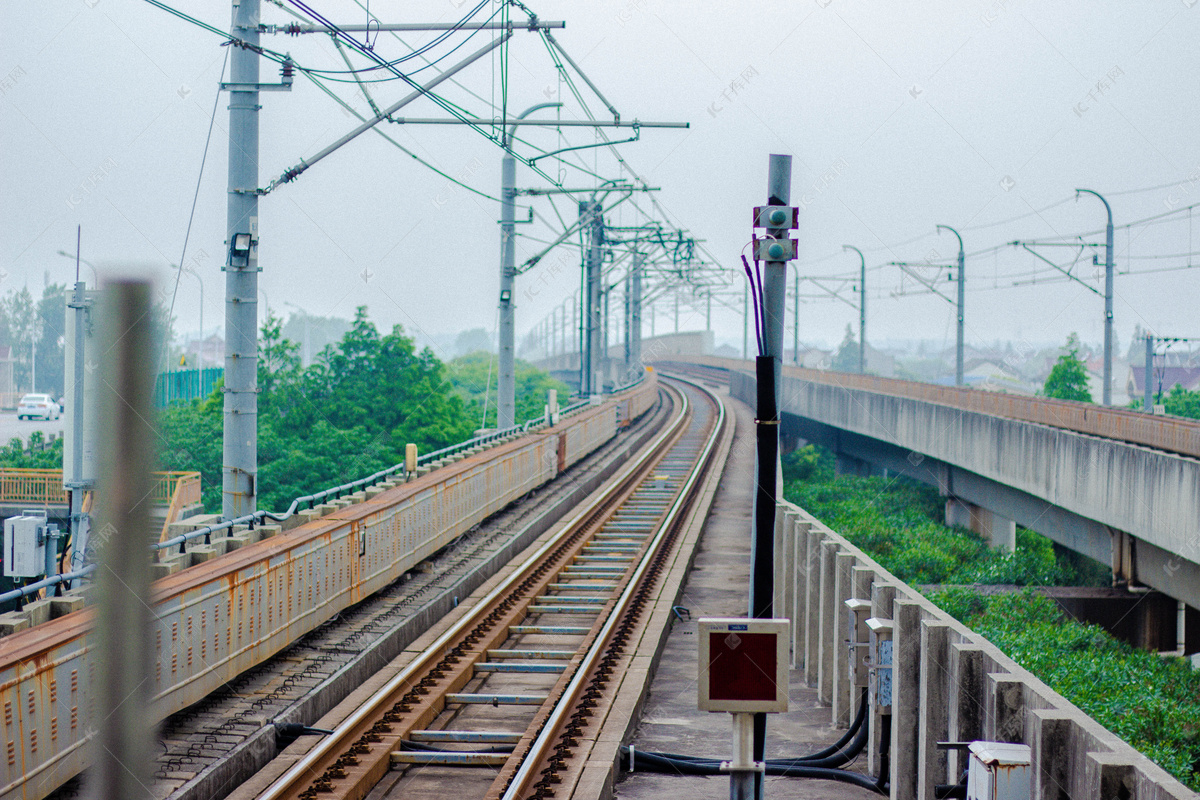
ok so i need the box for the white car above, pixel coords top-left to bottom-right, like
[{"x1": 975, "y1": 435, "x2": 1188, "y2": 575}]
[{"x1": 17, "y1": 394, "x2": 60, "y2": 421}]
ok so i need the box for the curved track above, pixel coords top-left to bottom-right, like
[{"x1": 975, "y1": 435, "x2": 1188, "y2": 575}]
[{"x1": 256, "y1": 377, "x2": 725, "y2": 800}]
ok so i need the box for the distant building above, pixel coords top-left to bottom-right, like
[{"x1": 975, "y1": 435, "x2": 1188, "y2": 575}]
[
  {"x1": 1127, "y1": 365, "x2": 1200, "y2": 398},
  {"x1": 185, "y1": 334, "x2": 224, "y2": 368}
]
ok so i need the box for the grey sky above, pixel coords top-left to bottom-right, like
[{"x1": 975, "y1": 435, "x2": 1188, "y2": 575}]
[{"x1": 4, "y1": 0, "x2": 1199, "y2": 363}]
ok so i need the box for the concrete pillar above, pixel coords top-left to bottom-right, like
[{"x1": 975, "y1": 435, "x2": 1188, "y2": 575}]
[
  {"x1": 945, "y1": 498, "x2": 1017, "y2": 553},
  {"x1": 868, "y1": 581, "x2": 896, "y2": 779},
  {"x1": 851, "y1": 565, "x2": 875, "y2": 719},
  {"x1": 832, "y1": 551, "x2": 855, "y2": 727},
  {"x1": 1084, "y1": 753, "x2": 1137, "y2": 800},
  {"x1": 917, "y1": 621, "x2": 951, "y2": 798},
  {"x1": 835, "y1": 452, "x2": 873, "y2": 477},
  {"x1": 817, "y1": 539, "x2": 837, "y2": 704},
  {"x1": 891, "y1": 599, "x2": 924, "y2": 800}
]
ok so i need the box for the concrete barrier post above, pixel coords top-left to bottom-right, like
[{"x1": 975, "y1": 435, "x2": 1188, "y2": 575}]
[
  {"x1": 917, "y1": 621, "x2": 951, "y2": 799},
  {"x1": 986, "y1": 673, "x2": 1026, "y2": 744},
  {"x1": 868, "y1": 581, "x2": 896, "y2": 779},
  {"x1": 891, "y1": 599, "x2": 924, "y2": 800},
  {"x1": 1084, "y1": 753, "x2": 1136, "y2": 800},
  {"x1": 817, "y1": 539, "x2": 837, "y2": 704},
  {"x1": 832, "y1": 550, "x2": 855, "y2": 727},
  {"x1": 947, "y1": 642, "x2": 984, "y2": 780},
  {"x1": 1030, "y1": 709, "x2": 1074, "y2": 800},
  {"x1": 804, "y1": 527, "x2": 822, "y2": 685},
  {"x1": 791, "y1": 519, "x2": 812, "y2": 666}
]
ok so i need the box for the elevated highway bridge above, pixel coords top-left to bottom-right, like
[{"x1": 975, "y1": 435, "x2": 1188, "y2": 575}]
[{"x1": 659, "y1": 354, "x2": 1200, "y2": 614}]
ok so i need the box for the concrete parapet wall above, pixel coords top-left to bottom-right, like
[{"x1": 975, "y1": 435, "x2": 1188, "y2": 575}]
[{"x1": 784, "y1": 499, "x2": 1197, "y2": 799}]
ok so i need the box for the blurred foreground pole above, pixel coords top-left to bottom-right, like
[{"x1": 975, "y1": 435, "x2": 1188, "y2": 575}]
[{"x1": 90, "y1": 279, "x2": 156, "y2": 800}]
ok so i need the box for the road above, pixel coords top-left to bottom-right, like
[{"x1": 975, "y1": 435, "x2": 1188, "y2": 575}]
[{"x1": 0, "y1": 411, "x2": 64, "y2": 448}]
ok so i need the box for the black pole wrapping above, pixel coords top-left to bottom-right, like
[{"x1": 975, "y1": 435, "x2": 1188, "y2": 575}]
[{"x1": 749, "y1": 354, "x2": 779, "y2": 785}]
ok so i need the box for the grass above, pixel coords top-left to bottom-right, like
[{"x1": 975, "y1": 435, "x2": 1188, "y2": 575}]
[{"x1": 782, "y1": 445, "x2": 1200, "y2": 789}]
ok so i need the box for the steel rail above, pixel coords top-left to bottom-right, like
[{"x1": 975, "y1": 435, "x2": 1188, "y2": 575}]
[
  {"x1": 257, "y1": 383, "x2": 689, "y2": 800},
  {"x1": 497, "y1": 376, "x2": 725, "y2": 800}
]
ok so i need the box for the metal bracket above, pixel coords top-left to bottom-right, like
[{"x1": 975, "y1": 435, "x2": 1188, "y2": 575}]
[{"x1": 752, "y1": 237, "x2": 798, "y2": 262}]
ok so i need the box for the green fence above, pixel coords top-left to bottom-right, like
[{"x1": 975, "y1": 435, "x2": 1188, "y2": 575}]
[{"x1": 154, "y1": 367, "x2": 223, "y2": 407}]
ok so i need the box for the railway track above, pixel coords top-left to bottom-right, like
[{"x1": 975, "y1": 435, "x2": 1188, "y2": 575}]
[
  {"x1": 40, "y1": 384, "x2": 668, "y2": 800},
  {"x1": 253, "y1": 377, "x2": 724, "y2": 800}
]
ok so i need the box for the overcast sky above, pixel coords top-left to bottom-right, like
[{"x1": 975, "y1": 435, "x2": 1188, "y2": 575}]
[{"x1": 5, "y1": 0, "x2": 1200, "y2": 361}]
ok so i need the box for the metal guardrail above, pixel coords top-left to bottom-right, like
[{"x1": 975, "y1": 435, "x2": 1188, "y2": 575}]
[
  {"x1": 664, "y1": 355, "x2": 1200, "y2": 460},
  {"x1": 0, "y1": 381, "x2": 649, "y2": 607},
  {"x1": 0, "y1": 468, "x2": 69, "y2": 505}
]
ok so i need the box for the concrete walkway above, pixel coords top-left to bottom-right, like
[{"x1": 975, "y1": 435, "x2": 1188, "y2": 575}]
[{"x1": 615, "y1": 387, "x2": 878, "y2": 800}]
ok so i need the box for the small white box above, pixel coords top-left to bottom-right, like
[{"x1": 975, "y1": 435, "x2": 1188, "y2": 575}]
[
  {"x1": 4, "y1": 515, "x2": 47, "y2": 578},
  {"x1": 698, "y1": 618, "x2": 789, "y2": 713},
  {"x1": 967, "y1": 741, "x2": 1031, "y2": 800}
]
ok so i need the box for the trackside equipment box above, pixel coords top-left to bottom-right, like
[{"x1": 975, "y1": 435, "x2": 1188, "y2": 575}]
[{"x1": 698, "y1": 618, "x2": 789, "y2": 713}]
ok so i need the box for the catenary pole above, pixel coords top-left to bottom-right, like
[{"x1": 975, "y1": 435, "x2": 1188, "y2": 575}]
[
  {"x1": 1144, "y1": 334, "x2": 1154, "y2": 412},
  {"x1": 499, "y1": 102, "x2": 561, "y2": 429},
  {"x1": 843, "y1": 244, "x2": 866, "y2": 373},
  {"x1": 1077, "y1": 188, "x2": 1114, "y2": 405},
  {"x1": 937, "y1": 225, "x2": 965, "y2": 386},
  {"x1": 223, "y1": 0, "x2": 261, "y2": 519}
]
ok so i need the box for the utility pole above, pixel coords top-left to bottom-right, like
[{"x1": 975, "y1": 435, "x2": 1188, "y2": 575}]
[
  {"x1": 630, "y1": 253, "x2": 643, "y2": 375},
  {"x1": 1077, "y1": 188, "x2": 1114, "y2": 405},
  {"x1": 843, "y1": 245, "x2": 866, "y2": 374},
  {"x1": 1144, "y1": 334, "x2": 1154, "y2": 413},
  {"x1": 580, "y1": 200, "x2": 604, "y2": 395},
  {"x1": 792, "y1": 266, "x2": 799, "y2": 364},
  {"x1": 745, "y1": 154, "x2": 796, "y2": 800},
  {"x1": 223, "y1": 0, "x2": 261, "y2": 520},
  {"x1": 742, "y1": 281, "x2": 749, "y2": 359},
  {"x1": 937, "y1": 224, "x2": 965, "y2": 386},
  {"x1": 499, "y1": 103, "x2": 560, "y2": 429}
]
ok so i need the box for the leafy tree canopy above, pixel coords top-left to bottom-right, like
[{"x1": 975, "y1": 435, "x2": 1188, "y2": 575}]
[
  {"x1": 446, "y1": 351, "x2": 571, "y2": 429},
  {"x1": 830, "y1": 324, "x2": 859, "y2": 373},
  {"x1": 1042, "y1": 332, "x2": 1092, "y2": 402}
]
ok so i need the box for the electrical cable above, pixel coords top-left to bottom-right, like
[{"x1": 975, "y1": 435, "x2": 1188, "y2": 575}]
[{"x1": 161, "y1": 48, "x2": 228, "y2": 375}]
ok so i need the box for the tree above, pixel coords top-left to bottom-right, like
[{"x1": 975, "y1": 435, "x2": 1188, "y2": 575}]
[
  {"x1": 446, "y1": 351, "x2": 570, "y2": 428},
  {"x1": 831, "y1": 324, "x2": 858, "y2": 372},
  {"x1": 1042, "y1": 333, "x2": 1092, "y2": 402}
]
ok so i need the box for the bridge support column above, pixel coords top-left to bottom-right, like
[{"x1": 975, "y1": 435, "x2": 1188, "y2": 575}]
[
  {"x1": 835, "y1": 453, "x2": 877, "y2": 477},
  {"x1": 945, "y1": 499, "x2": 1016, "y2": 553}
]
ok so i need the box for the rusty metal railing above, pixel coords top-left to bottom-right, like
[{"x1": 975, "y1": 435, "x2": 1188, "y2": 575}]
[{"x1": 0, "y1": 468, "x2": 69, "y2": 505}]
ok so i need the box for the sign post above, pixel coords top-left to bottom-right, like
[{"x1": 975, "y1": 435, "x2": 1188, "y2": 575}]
[{"x1": 698, "y1": 618, "x2": 790, "y2": 800}]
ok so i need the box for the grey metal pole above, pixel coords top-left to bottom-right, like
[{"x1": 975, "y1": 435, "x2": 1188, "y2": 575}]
[
  {"x1": 743, "y1": 281, "x2": 748, "y2": 359},
  {"x1": 66, "y1": 281, "x2": 90, "y2": 561},
  {"x1": 223, "y1": 0, "x2": 260, "y2": 520},
  {"x1": 1077, "y1": 188, "x2": 1114, "y2": 405},
  {"x1": 706, "y1": 289, "x2": 712, "y2": 332},
  {"x1": 937, "y1": 225, "x2": 965, "y2": 386},
  {"x1": 745, "y1": 153, "x2": 792, "y2": 800},
  {"x1": 792, "y1": 266, "x2": 799, "y2": 364},
  {"x1": 1144, "y1": 334, "x2": 1154, "y2": 412},
  {"x1": 674, "y1": 289, "x2": 679, "y2": 333},
  {"x1": 631, "y1": 253, "x2": 643, "y2": 373},
  {"x1": 581, "y1": 200, "x2": 603, "y2": 395},
  {"x1": 91, "y1": 279, "x2": 156, "y2": 800},
  {"x1": 499, "y1": 102, "x2": 562, "y2": 428},
  {"x1": 843, "y1": 245, "x2": 866, "y2": 374}
]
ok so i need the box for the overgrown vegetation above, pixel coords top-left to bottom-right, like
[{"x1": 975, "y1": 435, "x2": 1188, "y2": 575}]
[
  {"x1": 157, "y1": 310, "x2": 563, "y2": 513},
  {"x1": 781, "y1": 446, "x2": 1108, "y2": 587},
  {"x1": 1130, "y1": 383, "x2": 1200, "y2": 420},
  {"x1": 782, "y1": 444, "x2": 1200, "y2": 790}
]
